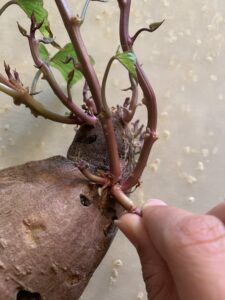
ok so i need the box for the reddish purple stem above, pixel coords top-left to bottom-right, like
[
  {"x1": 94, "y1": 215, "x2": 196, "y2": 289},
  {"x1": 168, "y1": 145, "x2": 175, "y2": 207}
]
[
  {"x1": 55, "y1": 0, "x2": 122, "y2": 180},
  {"x1": 27, "y1": 19, "x2": 96, "y2": 126},
  {"x1": 117, "y1": 0, "x2": 158, "y2": 191}
]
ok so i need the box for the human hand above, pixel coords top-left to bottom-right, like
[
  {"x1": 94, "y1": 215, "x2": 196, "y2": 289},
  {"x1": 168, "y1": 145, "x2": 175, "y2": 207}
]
[{"x1": 117, "y1": 200, "x2": 225, "y2": 300}]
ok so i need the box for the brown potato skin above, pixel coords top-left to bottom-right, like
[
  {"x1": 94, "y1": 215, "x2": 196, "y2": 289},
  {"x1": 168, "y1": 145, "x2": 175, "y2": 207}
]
[{"x1": 0, "y1": 156, "x2": 117, "y2": 300}]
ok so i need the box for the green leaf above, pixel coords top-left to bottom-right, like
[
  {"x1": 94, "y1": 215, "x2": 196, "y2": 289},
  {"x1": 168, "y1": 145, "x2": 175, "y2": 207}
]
[
  {"x1": 16, "y1": 0, "x2": 51, "y2": 37},
  {"x1": 116, "y1": 51, "x2": 137, "y2": 79},
  {"x1": 49, "y1": 43, "x2": 83, "y2": 87},
  {"x1": 38, "y1": 43, "x2": 49, "y2": 62}
]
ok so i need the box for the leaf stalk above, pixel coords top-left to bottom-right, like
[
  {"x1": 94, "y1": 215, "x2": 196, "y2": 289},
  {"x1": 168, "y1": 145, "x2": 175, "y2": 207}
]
[
  {"x1": 0, "y1": 82, "x2": 18, "y2": 98},
  {"x1": 0, "y1": 0, "x2": 17, "y2": 16}
]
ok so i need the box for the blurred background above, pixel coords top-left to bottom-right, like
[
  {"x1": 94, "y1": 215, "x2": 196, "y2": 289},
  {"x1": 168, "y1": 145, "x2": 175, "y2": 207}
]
[{"x1": 1, "y1": 0, "x2": 225, "y2": 299}]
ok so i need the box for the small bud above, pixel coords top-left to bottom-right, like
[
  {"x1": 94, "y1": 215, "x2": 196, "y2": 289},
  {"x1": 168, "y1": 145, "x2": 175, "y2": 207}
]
[
  {"x1": 4, "y1": 61, "x2": 12, "y2": 79},
  {"x1": 13, "y1": 69, "x2": 22, "y2": 84},
  {"x1": 123, "y1": 97, "x2": 130, "y2": 107},
  {"x1": 17, "y1": 22, "x2": 28, "y2": 37},
  {"x1": 149, "y1": 20, "x2": 165, "y2": 32},
  {"x1": 13, "y1": 69, "x2": 19, "y2": 80}
]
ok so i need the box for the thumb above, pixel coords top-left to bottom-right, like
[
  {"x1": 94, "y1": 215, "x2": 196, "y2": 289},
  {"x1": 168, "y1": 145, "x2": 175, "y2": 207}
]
[{"x1": 142, "y1": 201, "x2": 225, "y2": 300}]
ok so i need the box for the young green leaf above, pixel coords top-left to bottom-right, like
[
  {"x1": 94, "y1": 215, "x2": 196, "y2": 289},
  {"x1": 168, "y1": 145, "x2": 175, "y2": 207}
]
[
  {"x1": 16, "y1": 0, "x2": 51, "y2": 37},
  {"x1": 38, "y1": 43, "x2": 49, "y2": 62},
  {"x1": 116, "y1": 51, "x2": 137, "y2": 79},
  {"x1": 49, "y1": 43, "x2": 83, "y2": 87}
]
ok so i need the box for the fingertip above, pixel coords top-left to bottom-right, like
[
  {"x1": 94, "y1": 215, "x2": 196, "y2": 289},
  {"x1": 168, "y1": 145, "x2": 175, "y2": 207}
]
[
  {"x1": 116, "y1": 213, "x2": 143, "y2": 248},
  {"x1": 117, "y1": 199, "x2": 168, "y2": 247},
  {"x1": 117, "y1": 213, "x2": 141, "y2": 232},
  {"x1": 143, "y1": 199, "x2": 167, "y2": 210}
]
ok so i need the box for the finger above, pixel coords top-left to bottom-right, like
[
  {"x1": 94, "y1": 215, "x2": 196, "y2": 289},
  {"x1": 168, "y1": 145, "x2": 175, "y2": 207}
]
[
  {"x1": 118, "y1": 201, "x2": 179, "y2": 300},
  {"x1": 207, "y1": 202, "x2": 225, "y2": 224},
  {"x1": 117, "y1": 199, "x2": 167, "y2": 249},
  {"x1": 117, "y1": 199, "x2": 167, "y2": 250},
  {"x1": 117, "y1": 213, "x2": 145, "y2": 249},
  {"x1": 142, "y1": 202, "x2": 225, "y2": 300}
]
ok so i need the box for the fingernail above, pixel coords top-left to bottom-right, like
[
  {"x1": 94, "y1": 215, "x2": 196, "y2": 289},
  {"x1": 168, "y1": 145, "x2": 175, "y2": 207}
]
[
  {"x1": 143, "y1": 199, "x2": 167, "y2": 209},
  {"x1": 132, "y1": 207, "x2": 143, "y2": 217}
]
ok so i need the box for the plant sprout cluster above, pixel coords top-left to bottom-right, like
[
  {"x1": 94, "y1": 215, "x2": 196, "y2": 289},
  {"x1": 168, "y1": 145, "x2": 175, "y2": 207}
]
[{"x1": 0, "y1": 0, "x2": 163, "y2": 214}]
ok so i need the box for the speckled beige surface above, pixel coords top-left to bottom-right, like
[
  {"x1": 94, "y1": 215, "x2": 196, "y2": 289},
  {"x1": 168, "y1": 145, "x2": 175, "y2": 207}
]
[{"x1": 1, "y1": 1, "x2": 225, "y2": 299}]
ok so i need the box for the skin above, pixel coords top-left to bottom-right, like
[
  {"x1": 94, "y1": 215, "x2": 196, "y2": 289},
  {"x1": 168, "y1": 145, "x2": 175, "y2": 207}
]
[
  {"x1": 117, "y1": 199, "x2": 225, "y2": 300},
  {"x1": 0, "y1": 156, "x2": 118, "y2": 300}
]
